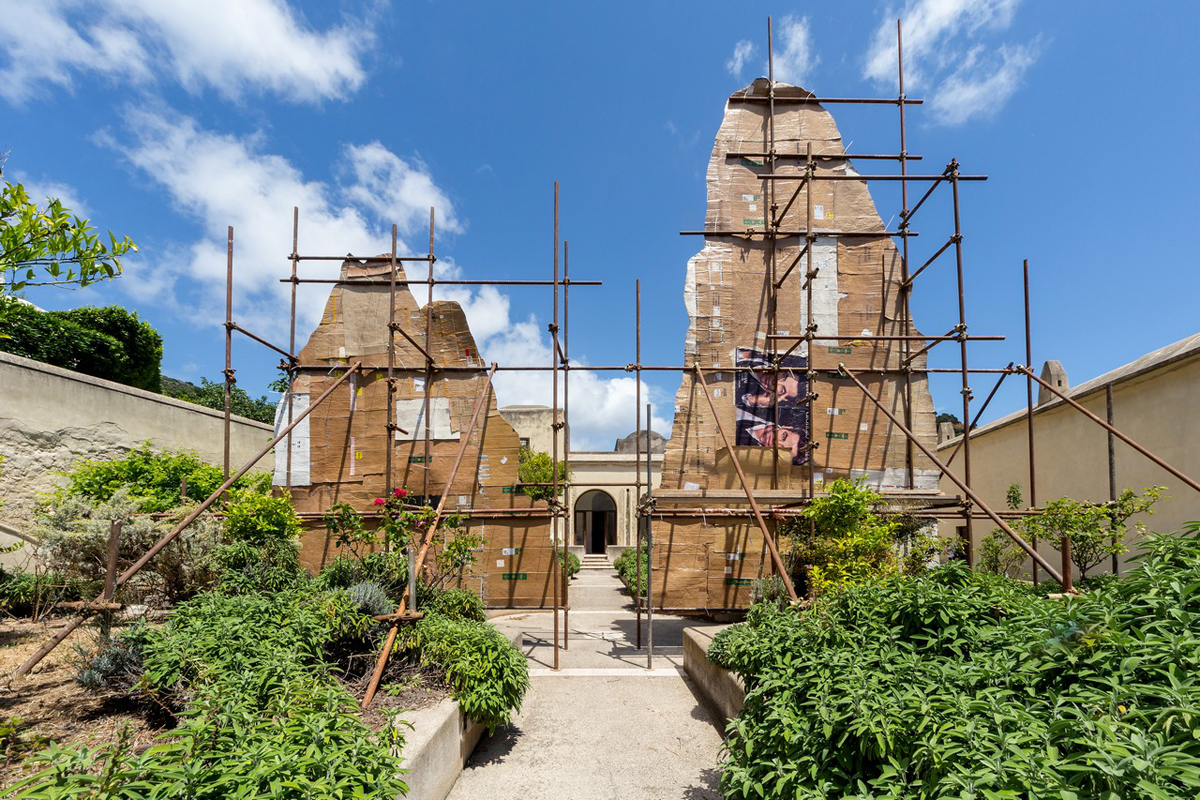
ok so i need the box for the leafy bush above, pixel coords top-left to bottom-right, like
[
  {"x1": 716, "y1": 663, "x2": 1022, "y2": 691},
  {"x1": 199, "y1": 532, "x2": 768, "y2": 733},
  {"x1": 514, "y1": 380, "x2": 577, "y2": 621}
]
[
  {"x1": 348, "y1": 580, "x2": 393, "y2": 617},
  {"x1": 401, "y1": 611, "x2": 528, "y2": 733},
  {"x1": 0, "y1": 300, "x2": 161, "y2": 391},
  {"x1": 73, "y1": 628, "x2": 145, "y2": 692},
  {"x1": 14, "y1": 589, "x2": 407, "y2": 799},
  {"x1": 423, "y1": 587, "x2": 485, "y2": 622},
  {"x1": 556, "y1": 547, "x2": 580, "y2": 578},
  {"x1": 60, "y1": 443, "x2": 271, "y2": 513},
  {"x1": 0, "y1": 566, "x2": 88, "y2": 617},
  {"x1": 782, "y1": 477, "x2": 904, "y2": 597},
  {"x1": 222, "y1": 487, "x2": 302, "y2": 545},
  {"x1": 614, "y1": 542, "x2": 648, "y2": 596},
  {"x1": 208, "y1": 538, "x2": 304, "y2": 596},
  {"x1": 32, "y1": 488, "x2": 219, "y2": 606},
  {"x1": 710, "y1": 523, "x2": 1200, "y2": 799}
]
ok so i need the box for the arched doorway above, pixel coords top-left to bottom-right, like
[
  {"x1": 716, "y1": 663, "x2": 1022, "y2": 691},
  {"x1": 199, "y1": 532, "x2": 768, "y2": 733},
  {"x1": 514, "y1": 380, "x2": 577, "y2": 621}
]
[{"x1": 574, "y1": 490, "x2": 617, "y2": 555}]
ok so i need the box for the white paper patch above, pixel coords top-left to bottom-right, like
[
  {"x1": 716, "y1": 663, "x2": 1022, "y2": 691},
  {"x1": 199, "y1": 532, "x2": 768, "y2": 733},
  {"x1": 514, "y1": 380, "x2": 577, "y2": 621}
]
[
  {"x1": 814, "y1": 204, "x2": 824, "y2": 218},
  {"x1": 272, "y1": 393, "x2": 310, "y2": 486},
  {"x1": 496, "y1": 559, "x2": 505, "y2": 568},
  {"x1": 683, "y1": 481, "x2": 700, "y2": 491},
  {"x1": 394, "y1": 398, "x2": 457, "y2": 441}
]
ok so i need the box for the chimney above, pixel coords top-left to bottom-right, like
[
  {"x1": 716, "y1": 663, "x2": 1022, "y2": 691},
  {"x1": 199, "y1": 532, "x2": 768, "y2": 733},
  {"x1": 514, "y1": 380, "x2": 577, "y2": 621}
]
[
  {"x1": 1037, "y1": 360, "x2": 1068, "y2": 405},
  {"x1": 937, "y1": 421, "x2": 957, "y2": 444}
]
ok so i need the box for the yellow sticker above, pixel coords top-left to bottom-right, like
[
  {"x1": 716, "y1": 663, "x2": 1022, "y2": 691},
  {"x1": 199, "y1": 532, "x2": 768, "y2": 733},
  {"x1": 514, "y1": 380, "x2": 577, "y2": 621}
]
[
  {"x1": 356, "y1": 388, "x2": 363, "y2": 396},
  {"x1": 355, "y1": 452, "x2": 362, "y2": 460}
]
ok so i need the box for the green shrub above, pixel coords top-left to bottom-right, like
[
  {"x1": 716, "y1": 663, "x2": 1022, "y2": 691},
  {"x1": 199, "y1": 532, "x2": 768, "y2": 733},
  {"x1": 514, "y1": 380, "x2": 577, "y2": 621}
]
[
  {"x1": 0, "y1": 566, "x2": 87, "y2": 617},
  {"x1": 556, "y1": 547, "x2": 581, "y2": 578},
  {"x1": 423, "y1": 587, "x2": 485, "y2": 622},
  {"x1": 317, "y1": 550, "x2": 410, "y2": 601},
  {"x1": 221, "y1": 488, "x2": 301, "y2": 545},
  {"x1": 73, "y1": 628, "x2": 145, "y2": 692},
  {"x1": 614, "y1": 542, "x2": 648, "y2": 596},
  {"x1": 711, "y1": 524, "x2": 1200, "y2": 799},
  {"x1": 517, "y1": 446, "x2": 568, "y2": 502},
  {"x1": 208, "y1": 539, "x2": 304, "y2": 596},
  {"x1": 0, "y1": 299, "x2": 162, "y2": 391},
  {"x1": 60, "y1": 443, "x2": 271, "y2": 513},
  {"x1": 54, "y1": 305, "x2": 163, "y2": 392},
  {"x1": 33, "y1": 488, "x2": 219, "y2": 606},
  {"x1": 15, "y1": 589, "x2": 408, "y2": 799},
  {"x1": 402, "y1": 612, "x2": 528, "y2": 733},
  {"x1": 348, "y1": 580, "x2": 393, "y2": 617}
]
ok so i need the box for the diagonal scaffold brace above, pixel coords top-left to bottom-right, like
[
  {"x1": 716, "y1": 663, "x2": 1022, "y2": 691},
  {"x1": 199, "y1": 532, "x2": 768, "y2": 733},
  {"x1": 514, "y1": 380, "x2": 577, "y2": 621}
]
[
  {"x1": 836, "y1": 362, "x2": 1071, "y2": 589},
  {"x1": 693, "y1": 365, "x2": 799, "y2": 601},
  {"x1": 9, "y1": 362, "x2": 365, "y2": 684},
  {"x1": 362, "y1": 363, "x2": 499, "y2": 708}
]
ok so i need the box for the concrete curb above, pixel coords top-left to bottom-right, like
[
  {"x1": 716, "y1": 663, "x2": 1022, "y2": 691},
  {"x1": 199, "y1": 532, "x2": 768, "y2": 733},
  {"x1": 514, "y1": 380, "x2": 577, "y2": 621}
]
[
  {"x1": 398, "y1": 630, "x2": 521, "y2": 800},
  {"x1": 682, "y1": 626, "x2": 745, "y2": 724}
]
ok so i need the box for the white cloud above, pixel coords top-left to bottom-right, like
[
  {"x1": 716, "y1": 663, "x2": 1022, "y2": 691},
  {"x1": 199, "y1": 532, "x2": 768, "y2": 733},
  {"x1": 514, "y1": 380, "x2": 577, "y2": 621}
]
[
  {"x1": 108, "y1": 109, "x2": 660, "y2": 449},
  {"x1": 342, "y1": 143, "x2": 462, "y2": 238},
  {"x1": 8, "y1": 172, "x2": 91, "y2": 218},
  {"x1": 726, "y1": 40, "x2": 756, "y2": 78},
  {"x1": 772, "y1": 15, "x2": 819, "y2": 86},
  {"x1": 929, "y1": 42, "x2": 1039, "y2": 125},
  {"x1": 0, "y1": 0, "x2": 368, "y2": 105},
  {"x1": 864, "y1": 0, "x2": 1021, "y2": 85}
]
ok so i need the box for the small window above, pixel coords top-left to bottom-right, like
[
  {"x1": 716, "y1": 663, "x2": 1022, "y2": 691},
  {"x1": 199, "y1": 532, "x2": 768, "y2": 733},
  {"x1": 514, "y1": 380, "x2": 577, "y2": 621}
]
[{"x1": 519, "y1": 437, "x2": 530, "y2": 449}]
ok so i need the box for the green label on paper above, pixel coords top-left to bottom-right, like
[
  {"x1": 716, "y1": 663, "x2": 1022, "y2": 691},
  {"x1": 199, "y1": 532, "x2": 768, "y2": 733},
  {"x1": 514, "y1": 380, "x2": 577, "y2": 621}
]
[
  {"x1": 827, "y1": 346, "x2": 852, "y2": 354},
  {"x1": 725, "y1": 577, "x2": 754, "y2": 586},
  {"x1": 408, "y1": 456, "x2": 432, "y2": 464},
  {"x1": 826, "y1": 432, "x2": 849, "y2": 440},
  {"x1": 740, "y1": 158, "x2": 764, "y2": 167},
  {"x1": 501, "y1": 486, "x2": 515, "y2": 494},
  {"x1": 743, "y1": 218, "x2": 765, "y2": 226},
  {"x1": 501, "y1": 573, "x2": 528, "y2": 581}
]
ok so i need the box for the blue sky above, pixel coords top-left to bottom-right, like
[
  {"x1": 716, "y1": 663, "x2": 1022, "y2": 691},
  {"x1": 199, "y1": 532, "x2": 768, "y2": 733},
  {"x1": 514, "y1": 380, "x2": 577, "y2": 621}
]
[{"x1": 4, "y1": 1, "x2": 1198, "y2": 450}]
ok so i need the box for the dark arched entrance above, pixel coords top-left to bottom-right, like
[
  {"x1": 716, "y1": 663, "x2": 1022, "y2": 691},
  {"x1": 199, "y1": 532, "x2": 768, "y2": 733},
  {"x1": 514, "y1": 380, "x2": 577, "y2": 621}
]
[{"x1": 574, "y1": 490, "x2": 617, "y2": 555}]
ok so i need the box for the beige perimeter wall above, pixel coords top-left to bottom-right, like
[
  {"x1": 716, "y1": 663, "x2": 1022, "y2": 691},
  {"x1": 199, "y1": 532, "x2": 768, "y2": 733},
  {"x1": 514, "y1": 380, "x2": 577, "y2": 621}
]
[
  {"x1": 0, "y1": 351, "x2": 275, "y2": 565},
  {"x1": 937, "y1": 350, "x2": 1200, "y2": 579}
]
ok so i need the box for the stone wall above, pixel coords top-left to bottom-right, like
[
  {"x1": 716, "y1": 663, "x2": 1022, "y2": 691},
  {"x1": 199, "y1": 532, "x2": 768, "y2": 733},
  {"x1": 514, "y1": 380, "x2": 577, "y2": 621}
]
[{"x1": 0, "y1": 351, "x2": 274, "y2": 564}]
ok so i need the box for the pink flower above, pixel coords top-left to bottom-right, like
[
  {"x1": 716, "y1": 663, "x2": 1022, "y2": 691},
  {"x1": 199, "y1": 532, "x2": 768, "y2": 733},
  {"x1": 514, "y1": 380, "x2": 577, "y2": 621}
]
[
  {"x1": 373, "y1": 497, "x2": 386, "y2": 505},
  {"x1": 394, "y1": 488, "x2": 407, "y2": 497}
]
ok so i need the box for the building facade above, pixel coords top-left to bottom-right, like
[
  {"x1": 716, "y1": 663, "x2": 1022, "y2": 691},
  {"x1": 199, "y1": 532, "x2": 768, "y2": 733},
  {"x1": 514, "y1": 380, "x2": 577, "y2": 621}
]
[
  {"x1": 499, "y1": 405, "x2": 664, "y2": 557},
  {"x1": 937, "y1": 334, "x2": 1200, "y2": 578}
]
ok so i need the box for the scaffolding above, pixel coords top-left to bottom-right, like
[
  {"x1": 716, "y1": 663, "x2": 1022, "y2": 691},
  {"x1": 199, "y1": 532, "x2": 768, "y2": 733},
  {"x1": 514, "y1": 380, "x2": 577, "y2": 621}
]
[{"x1": 12, "y1": 16, "x2": 1200, "y2": 690}]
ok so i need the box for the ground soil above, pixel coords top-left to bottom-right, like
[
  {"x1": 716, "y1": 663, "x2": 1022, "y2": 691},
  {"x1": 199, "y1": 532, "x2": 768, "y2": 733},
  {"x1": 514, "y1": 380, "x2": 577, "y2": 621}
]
[{"x1": 0, "y1": 617, "x2": 165, "y2": 790}]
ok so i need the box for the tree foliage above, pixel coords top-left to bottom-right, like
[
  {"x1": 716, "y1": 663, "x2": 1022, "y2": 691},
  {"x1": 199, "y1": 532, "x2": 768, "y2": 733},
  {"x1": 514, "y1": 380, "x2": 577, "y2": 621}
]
[
  {"x1": 0, "y1": 170, "x2": 135, "y2": 294},
  {"x1": 165, "y1": 376, "x2": 278, "y2": 424},
  {"x1": 517, "y1": 446, "x2": 569, "y2": 502},
  {"x1": 0, "y1": 298, "x2": 163, "y2": 391}
]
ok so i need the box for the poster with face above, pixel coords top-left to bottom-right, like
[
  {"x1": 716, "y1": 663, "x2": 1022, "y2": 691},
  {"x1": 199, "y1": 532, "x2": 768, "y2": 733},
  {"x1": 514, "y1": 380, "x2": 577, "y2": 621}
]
[{"x1": 734, "y1": 348, "x2": 809, "y2": 465}]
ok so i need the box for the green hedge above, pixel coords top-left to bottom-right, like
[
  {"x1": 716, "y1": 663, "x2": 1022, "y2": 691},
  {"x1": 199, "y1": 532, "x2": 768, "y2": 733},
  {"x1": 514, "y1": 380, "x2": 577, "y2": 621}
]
[
  {"x1": 0, "y1": 299, "x2": 162, "y2": 391},
  {"x1": 711, "y1": 524, "x2": 1200, "y2": 799}
]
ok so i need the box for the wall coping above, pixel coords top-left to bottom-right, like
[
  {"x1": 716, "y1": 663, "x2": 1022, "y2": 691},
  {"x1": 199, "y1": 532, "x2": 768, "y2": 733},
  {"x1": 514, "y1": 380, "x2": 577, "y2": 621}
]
[{"x1": 0, "y1": 350, "x2": 273, "y2": 431}]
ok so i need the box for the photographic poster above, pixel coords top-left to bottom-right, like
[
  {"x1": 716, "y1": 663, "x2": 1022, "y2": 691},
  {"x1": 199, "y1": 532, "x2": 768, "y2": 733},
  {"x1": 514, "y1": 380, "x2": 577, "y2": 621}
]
[{"x1": 734, "y1": 347, "x2": 809, "y2": 465}]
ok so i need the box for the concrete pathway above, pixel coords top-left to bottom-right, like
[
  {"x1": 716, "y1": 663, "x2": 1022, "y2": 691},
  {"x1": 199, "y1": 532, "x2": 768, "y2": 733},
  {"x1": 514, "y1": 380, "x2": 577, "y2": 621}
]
[{"x1": 446, "y1": 565, "x2": 726, "y2": 800}]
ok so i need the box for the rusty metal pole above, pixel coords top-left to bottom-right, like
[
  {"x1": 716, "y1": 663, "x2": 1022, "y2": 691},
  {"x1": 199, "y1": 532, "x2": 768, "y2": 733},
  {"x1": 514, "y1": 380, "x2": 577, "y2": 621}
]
[
  {"x1": 223, "y1": 226, "x2": 233, "y2": 480},
  {"x1": 1024, "y1": 258, "x2": 1039, "y2": 585},
  {"x1": 804, "y1": 142, "x2": 817, "y2": 504},
  {"x1": 897, "y1": 18, "x2": 915, "y2": 490},
  {"x1": 103, "y1": 520, "x2": 121, "y2": 603},
  {"x1": 1061, "y1": 536, "x2": 1073, "y2": 593},
  {"x1": 1107, "y1": 383, "x2": 1119, "y2": 575},
  {"x1": 11, "y1": 363, "x2": 365, "y2": 683},
  {"x1": 562, "y1": 239, "x2": 570, "y2": 650},
  {"x1": 645, "y1": 403, "x2": 654, "y2": 669},
  {"x1": 767, "y1": 16, "x2": 780, "y2": 492},
  {"x1": 635, "y1": 279, "x2": 642, "y2": 649},
  {"x1": 694, "y1": 366, "x2": 799, "y2": 600},
  {"x1": 363, "y1": 364, "x2": 498, "y2": 707},
  {"x1": 838, "y1": 363, "x2": 1068, "y2": 587},
  {"x1": 551, "y1": 182, "x2": 560, "y2": 671},
  {"x1": 950, "y1": 163, "x2": 973, "y2": 564},
  {"x1": 424, "y1": 209, "x2": 434, "y2": 501},
  {"x1": 1018, "y1": 366, "x2": 1200, "y2": 495},
  {"x1": 287, "y1": 208, "x2": 299, "y2": 492},
  {"x1": 386, "y1": 224, "x2": 398, "y2": 506}
]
